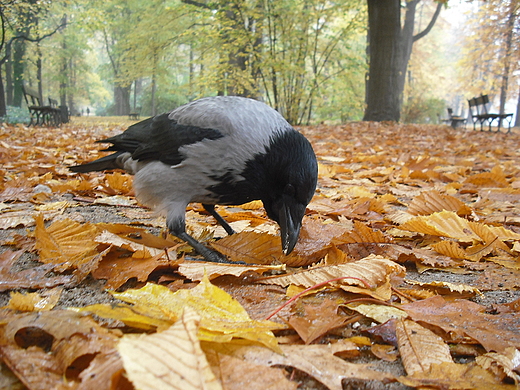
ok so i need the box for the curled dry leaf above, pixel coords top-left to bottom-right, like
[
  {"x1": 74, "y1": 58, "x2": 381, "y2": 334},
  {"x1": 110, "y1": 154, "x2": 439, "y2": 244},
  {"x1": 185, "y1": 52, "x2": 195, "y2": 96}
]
[
  {"x1": 431, "y1": 240, "x2": 467, "y2": 259},
  {"x1": 118, "y1": 307, "x2": 222, "y2": 390},
  {"x1": 476, "y1": 347, "x2": 520, "y2": 382},
  {"x1": 400, "y1": 210, "x2": 520, "y2": 244},
  {"x1": 404, "y1": 279, "x2": 482, "y2": 297},
  {"x1": 261, "y1": 255, "x2": 405, "y2": 292},
  {"x1": 178, "y1": 261, "x2": 285, "y2": 281},
  {"x1": 92, "y1": 249, "x2": 175, "y2": 290},
  {"x1": 332, "y1": 220, "x2": 388, "y2": 245},
  {"x1": 95, "y1": 230, "x2": 165, "y2": 257},
  {"x1": 406, "y1": 190, "x2": 472, "y2": 217},
  {"x1": 0, "y1": 310, "x2": 120, "y2": 390}
]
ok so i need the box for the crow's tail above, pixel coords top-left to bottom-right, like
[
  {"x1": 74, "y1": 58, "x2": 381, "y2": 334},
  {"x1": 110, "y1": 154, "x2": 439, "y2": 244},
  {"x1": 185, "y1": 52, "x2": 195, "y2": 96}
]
[{"x1": 69, "y1": 151, "x2": 125, "y2": 173}]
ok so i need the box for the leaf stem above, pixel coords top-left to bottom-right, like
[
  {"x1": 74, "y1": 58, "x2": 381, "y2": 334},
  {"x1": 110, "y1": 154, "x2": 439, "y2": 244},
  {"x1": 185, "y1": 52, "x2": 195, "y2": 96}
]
[{"x1": 265, "y1": 276, "x2": 372, "y2": 320}]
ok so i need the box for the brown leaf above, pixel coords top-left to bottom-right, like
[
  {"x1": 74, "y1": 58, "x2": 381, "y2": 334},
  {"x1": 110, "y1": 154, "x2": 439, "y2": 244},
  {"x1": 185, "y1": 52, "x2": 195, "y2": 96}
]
[
  {"x1": 407, "y1": 190, "x2": 472, "y2": 216},
  {"x1": 92, "y1": 248, "x2": 174, "y2": 289},
  {"x1": 402, "y1": 296, "x2": 520, "y2": 353},
  {"x1": 0, "y1": 250, "x2": 74, "y2": 292},
  {"x1": 214, "y1": 353, "x2": 298, "y2": 390},
  {"x1": 226, "y1": 343, "x2": 395, "y2": 390},
  {"x1": 262, "y1": 255, "x2": 405, "y2": 292},
  {"x1": 395, "y1": 319, "x2": 453, "y2": 375},
  {"x1": 288, "y1": 299, "x2": 349, "y2": 344},
  {"x1": 210, "y1": 231, "x2": 282, "y2": 264}
]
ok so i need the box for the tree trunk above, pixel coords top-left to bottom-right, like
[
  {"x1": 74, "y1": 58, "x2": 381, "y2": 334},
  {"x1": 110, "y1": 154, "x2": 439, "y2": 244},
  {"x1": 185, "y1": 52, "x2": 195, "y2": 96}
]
[
  {"x1": 12, "y1": 39, "x2": 25, "y2": 107},
  {"x1": 364, "y1": 0, "x2": 442, "y2": 122},
  {"x1": 0, "y1": 65, "x2": 6, "y2": 117},
  {"x1": 36, "y1": 43, "x2": 43, "y2": 103},
  {"x1": 498, "y1": 2, "x2": 516, "y2": 128},
  {"x1": 6, "y1": 52, "x2": 12, "y2": 106},
  {"x1": 114, "y1": 85, "x2": 131, "y2": 115},
  {"x1": 60, "y1": 15, "x2": 68, "y2": 107},
  {"x1": 363, "y1": 0, "x2": 402, "y2": 122},
  {"x1": 515, "y1": 85, "x2": 520, "y2": 128}
]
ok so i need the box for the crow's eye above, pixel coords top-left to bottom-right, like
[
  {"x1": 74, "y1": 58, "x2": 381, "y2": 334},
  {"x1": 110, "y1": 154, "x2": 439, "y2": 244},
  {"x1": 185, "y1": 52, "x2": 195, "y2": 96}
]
[{"x1": 284, "y1": 184, "x2": 295, "y2": 196}]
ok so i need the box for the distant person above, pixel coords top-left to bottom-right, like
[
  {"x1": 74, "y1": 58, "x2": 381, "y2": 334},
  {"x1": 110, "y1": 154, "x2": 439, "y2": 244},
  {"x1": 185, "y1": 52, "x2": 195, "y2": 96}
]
[{"x1": 86, "y1": 107, "x2": 90, "y2": 116}]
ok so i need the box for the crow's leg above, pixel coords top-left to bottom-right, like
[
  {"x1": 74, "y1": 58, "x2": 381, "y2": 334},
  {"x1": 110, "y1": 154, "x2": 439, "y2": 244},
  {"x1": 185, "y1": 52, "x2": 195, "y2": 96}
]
[
  {"x1": 203, "y1": 204, "x2": 235, "y2": 235},
  {"x1": 168, "y1": 213, "x2": 233, "y2": 263},
  {"x1": 176, "y1": 231, "x2": 232, "y2": 263}
]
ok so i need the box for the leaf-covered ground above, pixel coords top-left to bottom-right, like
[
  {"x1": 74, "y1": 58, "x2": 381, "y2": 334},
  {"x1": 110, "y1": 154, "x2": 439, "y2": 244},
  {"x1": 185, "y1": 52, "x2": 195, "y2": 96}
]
[{"x1": 1, "y1": 118, "x2": 520, "y2": 390}]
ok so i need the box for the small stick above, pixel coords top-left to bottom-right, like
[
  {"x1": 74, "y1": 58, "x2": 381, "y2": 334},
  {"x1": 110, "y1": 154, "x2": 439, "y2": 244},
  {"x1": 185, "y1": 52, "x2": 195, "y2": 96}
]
[{"x1": 265, "y1": 276, "x2": 372, "y2": 320}]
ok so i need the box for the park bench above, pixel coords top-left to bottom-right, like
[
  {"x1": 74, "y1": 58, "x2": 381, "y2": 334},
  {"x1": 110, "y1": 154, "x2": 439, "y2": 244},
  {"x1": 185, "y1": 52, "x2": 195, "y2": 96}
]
[
  {"x1": 128, "y1": 107, "x2": 141, "y2": 120},
  {"x1": 441, "y1": 108, "x2": 466, "y2": 129},
  {"x1": 22, "y1": 85, "x2": 62, "y2": 126},
  {"x1": 467, "y1": 94, "x2": 513, "y2": 133}
]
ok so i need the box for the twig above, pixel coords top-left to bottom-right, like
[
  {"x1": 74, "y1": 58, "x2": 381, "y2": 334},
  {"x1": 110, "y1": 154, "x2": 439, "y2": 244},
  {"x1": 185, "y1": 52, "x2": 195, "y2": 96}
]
[{"x1": 265, "y1": 276, "x2": 372, "y2": 320}]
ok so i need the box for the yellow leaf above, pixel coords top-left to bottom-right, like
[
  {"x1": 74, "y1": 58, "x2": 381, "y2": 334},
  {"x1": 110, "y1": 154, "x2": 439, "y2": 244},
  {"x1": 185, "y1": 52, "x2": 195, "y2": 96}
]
[
  {"x1": 73, "y1": 303, "x2": 173, "y2": 331},
  {"x1": 345, "y1": 303, "x2": 407, "y2": 324},
  {"x1": 400, "y1": 210, "x2": 480, "y2": 242},
  {"x1": 113, "y1": 278, "x2": 284, "y2": 352},
  {"x1": 34, "y1": 214, "x2": 100, "y2": 272},
  {"x1": 118, "y1": 307, "x2": 222, "y2": 390},
  {"x1": 7, "y1": 288, "x2": 62, "y2": 311}
]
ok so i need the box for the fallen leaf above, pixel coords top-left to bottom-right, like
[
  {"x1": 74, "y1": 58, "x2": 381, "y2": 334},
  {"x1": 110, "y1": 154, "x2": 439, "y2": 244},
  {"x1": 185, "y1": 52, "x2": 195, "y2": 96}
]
[
  {"x1": 6, "y1": 288, "x2": 62, "y2": 312},
  {"x1": 395, "y1": 319, "x2": 453, "y2": 375},
  {"x1": 118, "y1": 307, "x2": 222, "y2": 390},
  {"x1": 402, "y1": 296, "x2": 520, "y2": 353},
  {"x1": 215, "y1": 343, "x2": 395, "y2": 390},
  {"x1": 34, "y1": 214, "x2": 100, "y2": 272}
]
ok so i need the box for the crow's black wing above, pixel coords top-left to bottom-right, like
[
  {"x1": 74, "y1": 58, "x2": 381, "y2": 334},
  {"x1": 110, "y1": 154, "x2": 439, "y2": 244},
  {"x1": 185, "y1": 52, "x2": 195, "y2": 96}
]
[
  {"x1": 129, "y1": 114, "x2": 224, "y2": 165},
  {"x1": 101, "y1": 113, "x2": 224, "y2": 166},
  {"x1": 72, "y1": 113, "x2": 224, "y2": 172}
]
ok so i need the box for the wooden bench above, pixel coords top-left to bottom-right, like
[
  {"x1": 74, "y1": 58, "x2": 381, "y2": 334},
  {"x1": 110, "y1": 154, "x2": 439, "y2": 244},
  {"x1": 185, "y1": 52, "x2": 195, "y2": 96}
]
[
  {"x1": 128, "y1": 107, "x2": 141, "y2": 120},
  {"x1": 441, "y1": 108, "x2": 466, "y2": 129},
  {"x1": 468, "y1": 94, "x2": 513, "y2": 132},
  {"x1": 22, "y1": 85, "x2": 62, "y2": 126}
]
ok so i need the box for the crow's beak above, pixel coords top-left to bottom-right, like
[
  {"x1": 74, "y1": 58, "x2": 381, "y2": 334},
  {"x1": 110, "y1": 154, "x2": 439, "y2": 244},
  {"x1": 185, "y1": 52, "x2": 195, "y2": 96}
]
[{"x1": 279, "y1": 197, "x2": 304, "y2": 255}]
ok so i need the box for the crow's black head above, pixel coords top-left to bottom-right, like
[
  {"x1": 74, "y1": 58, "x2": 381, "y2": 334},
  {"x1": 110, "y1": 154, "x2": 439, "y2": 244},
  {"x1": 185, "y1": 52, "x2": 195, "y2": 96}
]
[{"x1": 259, "y1": 130, "x2": 318, "y2": 255}]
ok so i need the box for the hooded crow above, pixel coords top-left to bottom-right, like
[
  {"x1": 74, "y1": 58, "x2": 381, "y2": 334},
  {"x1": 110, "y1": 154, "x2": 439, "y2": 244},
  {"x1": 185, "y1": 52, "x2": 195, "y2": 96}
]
[{"x1": 70, "y1": 96, "x2": 318, "y2": 263}]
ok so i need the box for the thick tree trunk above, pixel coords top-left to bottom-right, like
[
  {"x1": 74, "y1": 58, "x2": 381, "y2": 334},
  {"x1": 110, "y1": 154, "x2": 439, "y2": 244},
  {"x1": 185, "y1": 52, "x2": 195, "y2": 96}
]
[
  {"x1": 114, "y1": 85, "x2": 131, "y2": 115},
  {"x1": 364, "y1": 0, "x2": 442, "y2": 122},
  {"x1": 363, "y1": 0, "x2": 402, "y2": 122}
]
